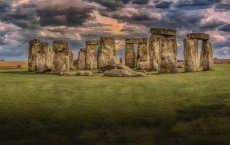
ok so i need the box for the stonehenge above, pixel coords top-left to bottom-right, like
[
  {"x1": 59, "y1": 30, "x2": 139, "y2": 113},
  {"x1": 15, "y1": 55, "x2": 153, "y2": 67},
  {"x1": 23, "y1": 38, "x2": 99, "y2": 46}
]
[
  {"x1": 98, "y1": 36, "x2": 117, "y2": 69},
  {"x1": 28, "y1": 39, "x2": 52, "y2": 73},
  {"x1": 28, "y1": 27, "x2": 214, "y2": 76},
  {"x1": 53, "y1": 40, "x2": 70, "y2": 74},
  {"x1": 200, "y1": 40, "x2": 214, "y2": 71},
  {"x1": 28, "y1": 39, "x2": 40, "y2": 72},
  {"x1": 184, "y1": 33, "x2": 214, "y2": 72},
  {"x1": 77, "y1": 48, "x2": 86, "y2": 69},
  {"x1": 103, "y1": 64, "x2": 146, "y2": 77},
  {"x1": 68, "y1": 51, "x2": 74, "y2": 69},
  {"x1": 85, "y1": 40, "x2": 99, "y2": 70},
  {"x1": 184, "y1": 39, "x2": 199, "y2": 72},
  {"x1": 125, "y1": 38, "x2": 149, "y2": 70},
  {"x1": 149, "y1": 28, "x2": 177, "y2": 73}
]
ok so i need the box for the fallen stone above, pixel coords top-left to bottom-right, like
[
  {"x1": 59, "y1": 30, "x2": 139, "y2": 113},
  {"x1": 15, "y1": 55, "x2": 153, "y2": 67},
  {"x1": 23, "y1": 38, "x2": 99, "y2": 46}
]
[
  {"x1": 58, "y1": 71, "x2": 93, "y2": 76},
  {"x1": 187, "y1": 33, "x2": 210, "y2": 40},
  {"x1": 104, "y1": 69, "x2": 146, "y2": 77},
  {"x1": 99, "y1": 64, "x2": 133, "y2": 72}
]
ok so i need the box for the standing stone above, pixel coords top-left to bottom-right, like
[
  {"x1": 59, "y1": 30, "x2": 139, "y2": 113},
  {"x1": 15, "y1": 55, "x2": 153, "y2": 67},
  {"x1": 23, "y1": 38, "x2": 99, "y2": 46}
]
[
  {"x1": 85, "y1": 40, "x2": 99, "y2": 70},
  {"x1": 125, "y1": 43, "x2": 135, "y2": 68},
  {"x1": 149, "y1": 28, "x2": 177, "y2": 73},
  {"x1": 137, "y1": 43, "x2": 149, "y2": 70},
  {"x1": 36, "y1": 42, "x2": 53, "y2": 73},
  {"x1": 184, "y1": 39, "x2": 200, "y2": 72},
  {"x1": 53, "y1": 40, "x2": 69, "y2": 74},
  {"x1": 159, "y1": 38, "x2": 177, "y2": 73},
  {"x1": 98, "y1": 36, "x2": 117, "y2": 69},
  {"x1": 78, "y1": 48, "x2": 86, "y2": 69},
  {"x1": 28, "y1": 39, "x2": 40, "y2": 72},
  {"x1": 149, "y1": 35, "x2": 162, "y2": 71},
  {"x1": 68, "y1": 50, "x2": 74, "y2": 69},
  {"x1": 200, "y1": 40, "x2": 214, "y2": 71}
]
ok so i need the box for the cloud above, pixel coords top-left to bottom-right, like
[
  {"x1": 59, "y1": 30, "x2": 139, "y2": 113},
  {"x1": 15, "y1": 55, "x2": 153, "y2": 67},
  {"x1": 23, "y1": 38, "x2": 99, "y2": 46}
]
[
  {"x1": 155, "y1": 1, "x2": 173, "y2": 9},
  {"x1": 175, "y1": 0, "x2": 222, "y2": 9},
  {"x1": 219, "y1": 24, "x2": 230, "y2": 32},
  {"x1": 37, "y1": 6, "x2": 95, "y2": 27}
]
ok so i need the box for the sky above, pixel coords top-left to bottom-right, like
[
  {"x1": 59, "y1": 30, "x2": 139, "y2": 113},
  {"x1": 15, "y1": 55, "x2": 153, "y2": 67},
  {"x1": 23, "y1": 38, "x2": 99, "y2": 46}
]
[{"x1": 0, "y1": 0, "x2": 229, "y2": 60}]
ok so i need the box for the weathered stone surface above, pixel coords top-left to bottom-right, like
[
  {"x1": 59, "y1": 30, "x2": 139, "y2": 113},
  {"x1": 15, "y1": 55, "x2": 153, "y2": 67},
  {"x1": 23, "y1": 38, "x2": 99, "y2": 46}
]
[
  {"x1": 125, "y1": 38, "x2": 148, "y2": 44},
  {"x1": 150, "y1": 28, "x2": 176, "y2": 36},
  {"x1": 28, "y1": 39, "x2": 53, "y2": 73},
  {"x1": 183, "y1": 39, "x2": 200, "y2": 72},
  {"x1": 85, "y1": 42, "x2": 98, "y2": 70},
  {"x1": 86, "y1": 40, "x2": 100, "y2": 45},
  {"x1": 99, "y1": 64, "x2": 133, "y2": 72},
  {"x1": 68, "y1": 51, "x2": 74, "y2": 69},
  {"x1": 78, "y1": 48, "x2": 86, "y2": 69},
  {"x1": 159, "y1": 38, "x2": 177, "y2": 73},
  {"x1": 200, "y1": 40, "x2": 214, "y2": 70},
  {"x1": 28, "y1": 39, "x2": 40, "y2": 72},
  {"x1": 136, "y1": 43, "x2": 149, "y2": 70},
  {"x1": 104, "y1": 69, "x2": 146, "y2": 77},
  {"x1": 53, "y1": 40, "x2": 69, "y2": 53},
  {"x1": 58, "y1": 71, "x2": 93, "y2": 76},
  {"x1": 187, "y1": 33, "x2": 210, "y2": 40},
  {"x1": 103, "y1": 64, "x2": 146, "y2": 77},
  {"x1": 53, "y1": 40, "x2": 69, "y2": 74},
  {"x1": 125, "y1": 44, "x2": 136, "y2": 68},
  {"x1": 36, "y1": 42, "x2": 53, "y2": 73},
  {"x1": 149, "y1": 34, "x2": 162, "y2": 71},
  {"x1": 98, "y1": 36, "x2": 117, "y2": 69}
]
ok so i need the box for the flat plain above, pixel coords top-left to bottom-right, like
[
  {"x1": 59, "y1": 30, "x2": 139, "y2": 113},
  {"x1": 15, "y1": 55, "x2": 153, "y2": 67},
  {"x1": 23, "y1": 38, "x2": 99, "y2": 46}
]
[{"x1": 0, "y1": 64, "x2": 230, "y2": 145}]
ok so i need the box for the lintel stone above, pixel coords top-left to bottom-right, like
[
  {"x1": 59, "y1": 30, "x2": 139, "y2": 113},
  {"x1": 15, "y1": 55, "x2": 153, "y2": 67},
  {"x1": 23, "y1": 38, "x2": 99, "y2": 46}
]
[
  {"x1": 86, "y1": 40, "x2": 100, "y2": 45},
  {"x1": 150, "y1": 27, "x2": 176, "y2": 36},
  {"x1": 125, "y1": 38, "x2": 148, "y2": 44},
  {"x1": 187, "y1": 33, "x2": 210, "y2": 40}
]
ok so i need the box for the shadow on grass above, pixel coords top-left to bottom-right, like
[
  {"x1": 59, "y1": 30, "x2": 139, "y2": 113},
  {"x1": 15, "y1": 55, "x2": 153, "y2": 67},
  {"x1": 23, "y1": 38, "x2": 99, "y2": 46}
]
[{"x1": 0, "y1": 70, "x2": 54, "y2": 75}]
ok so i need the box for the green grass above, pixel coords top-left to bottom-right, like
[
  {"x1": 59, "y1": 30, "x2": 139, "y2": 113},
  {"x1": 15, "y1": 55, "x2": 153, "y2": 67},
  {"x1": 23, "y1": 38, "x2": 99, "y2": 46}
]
[{"x1": 0, "y1": 64, "x2": 230, "y2": 145}]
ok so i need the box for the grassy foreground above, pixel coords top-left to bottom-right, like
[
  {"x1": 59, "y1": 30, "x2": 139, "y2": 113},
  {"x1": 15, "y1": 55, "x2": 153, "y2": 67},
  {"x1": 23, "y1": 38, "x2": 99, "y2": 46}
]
[{"x1": 0, "y1": 64, "x2": 230, "y2": 145}]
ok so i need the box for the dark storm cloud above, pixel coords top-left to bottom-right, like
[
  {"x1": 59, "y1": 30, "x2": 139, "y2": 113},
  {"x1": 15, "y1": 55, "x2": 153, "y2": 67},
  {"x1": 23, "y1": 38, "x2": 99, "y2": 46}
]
[
  {"x1": 175, "y1": 0, "x2": 222, "y2": 9},
  {"x1": 215, "y1": 2, "x2": 230, "y2": 11},
  {"x1": 132, "y1": 0, "x2": 149, "y2": 5},
  {"x1": 155, "y1": 1, "x2": 173, "y2": 9},
  {"x1": 0, "y1": 3, "x2": 40, "y2": 29},
  {"x1": 200, "y1": 20, "x2": 226, "y2": 30},
  {"x1": 85, "y1": 0, "x2": 124, "y2": 11},
  {"x1": 0, "y1": 1, "x2": 10, "y2": 13},
  {"x1": 219, "y1": 24, "x2": 230, "y2": 32},
  {"x1": 37, "y1": 6, "x2": 95, "y2": 27}
]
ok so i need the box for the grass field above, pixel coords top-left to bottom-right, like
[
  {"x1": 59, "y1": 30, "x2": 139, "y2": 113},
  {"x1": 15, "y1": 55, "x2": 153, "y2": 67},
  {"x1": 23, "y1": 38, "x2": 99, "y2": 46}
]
[{"x1": 0, "y1": 64, "x2": 230, "y2": 145}]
